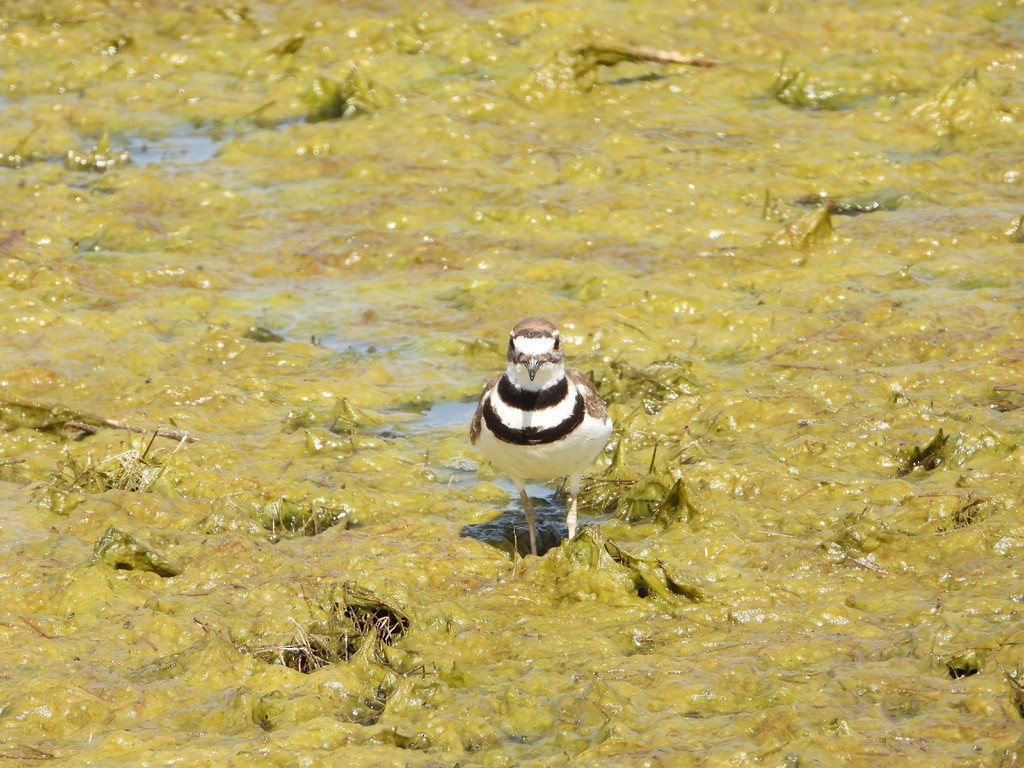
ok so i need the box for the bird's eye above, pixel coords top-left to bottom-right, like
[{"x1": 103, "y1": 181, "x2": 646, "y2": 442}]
[{"x1": 553, "y1": 336, "x2": 560, "y2": 350}]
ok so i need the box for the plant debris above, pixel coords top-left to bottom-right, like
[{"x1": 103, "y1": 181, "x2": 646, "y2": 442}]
[
  {"x1": 517, "y1": 42, "x2": 723, "y2": 100},
  {"x1": 794, "y1": 189, "x2": 919, "y2": 216},
  {"x1": 559, "y1": 526, "x2": 704, "y2": 602},
  {"x1": 89, "y1": 526, "x2": 181, "y2": 577},
  {"x1": 909, "y1": 68, "x2": 1016, "y2": 139},
  {"x1": 268, "y1": 32, "x2": 304, "y2": 58},
  {"x1": 2, "y1": 127, "x2": 39, "y2": 169},
  {"x1": 286, "y1": 397, "x2": 380, "y2": 435},
  {"x1": 616, "y1": 459, "x2": 699, "y2": 526},
  {"x1": 252, "y1": 583, "x2": 409, "y2": 673},
  {"x1": 897, "y1": 428, "x2": 951, "y2": 477},
  {"x1": 1004, "y1": 214, "x2": 1024, "y2": 243},
  {"x1": 0, "y1": 394, "x2": 196, "y2": 443},
  {"x1": 581, "y1": 438, "x2": 699, "y2": 527},
  {"x1": 578, "y1": 438, "x2": 639, "y2": 515},
  {"x1": 945, "y1": 650, "x2": 981, "y2": 679},
  {"x1": 949, "y1": 496, "x2": 987, "y2": 530},
  {"x1": 257, "y1": 496, "x2": 350, "y2": 538},
  {"x1": 767, "y1": 205, "x2": 835, "y2": 250},
  {"x1": 1007, "y1": 667, "x2": 1024, "y2": 719},
  {"x1": 50, "y1": 432, "x2": 184, "y2": 495},
  {"x1": 243, "y1": 325, "x2": 287, "y2": 342},
  {"x1": 65, "y1": 133, "x2": 131, "y2": 172},
  {"x1": 303, "y1": 67, "x2": 396, "y2": 122},
  {"x1": 772, "y1": 65, "x2": 852, "y2": 111},
  {"x1": 600, "y1": 355, "x2": 700, "y2": 414}
]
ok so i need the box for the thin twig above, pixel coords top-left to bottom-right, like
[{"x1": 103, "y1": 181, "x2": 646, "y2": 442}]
[
  {"x1": 600, "y1": 44, "x2": 725, "y2": 67},
  {"x1": 0, "y1": 394, "x2": 197, "y2": 443},
  {"x1": 79, "y1": 418, "x2": 196, "y2": 444}
]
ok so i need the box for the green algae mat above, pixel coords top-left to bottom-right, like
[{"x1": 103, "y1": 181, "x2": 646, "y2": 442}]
[{"x1": 2, "y1": 1, "x2": 1023, "y2": 765}]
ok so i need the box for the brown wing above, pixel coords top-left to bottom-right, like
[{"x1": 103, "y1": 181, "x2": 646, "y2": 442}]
[
  {"x1": 470, "y1": 374, "x2": 501, "y2": 445},
  {"x1": 566, "y1": 368, "x2": 609, "y2": 421}
]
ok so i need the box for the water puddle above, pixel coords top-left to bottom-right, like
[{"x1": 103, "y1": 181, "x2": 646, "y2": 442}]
[
  {"x1": 127, "y1": 131, "x2": 222, "y2": 166},
  {"x1": 405, "y1": 398, "x2": 586, "y2": 554},
  {"x1": 460, "y1": 491, "x2": 568, "y2": 557},
  {"x1": 238, "y1": 282, "x2": 389, "y2": 355},
  {"x1": 408, "y1": 398, "x2": 476, "y2": 433}
]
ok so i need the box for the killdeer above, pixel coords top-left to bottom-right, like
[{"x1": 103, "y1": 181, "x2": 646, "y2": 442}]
[{"x1": 470, "y1": 317, "x2": 612, "y2": 556}]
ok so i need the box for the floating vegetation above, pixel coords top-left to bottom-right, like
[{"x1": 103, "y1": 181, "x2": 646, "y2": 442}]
[
  {"x1": 616, "y1": 459, "x2": 698, "y2": 526},
  {"x1": 581, "y1": 442, "x2": 699, "y2": 527},
  {"x1": 602, "y1": 536, "x2": 705, "y2": 602},
  {"x1": 909, "y1": 69, "x2": 1015, "y2": 139},
  {"x1": 0, "y1": 458, "x2": 25, "y2": 482},
  {"x1": 268, "y1": 32, "x2": 304, "y2": 58},
  {"x1": 771, "y1": 63, "x2": 873, "y2": 111},
  {"x1": 256, "y1": 496, "x2": 350, "y2": 538},
  {"x1": 822, "y1": 510, "x2": 893, "y2": 573},
  {"x1": 948, "y1": 495, "x2": 987, "y2": 530},
  {"x1": 578, "y1": 439, "x2": 637, "y2": 515},
  {"x1": 302, "y1": 67, "x2": 396, "y2": 122},
  {"x1": 1, "y1": 127, "x2": 39, "y2": 169},
  {"x1": 650, "y1": 477, "x2": 698, "y2": 526},
  {"x1": 65, "y1": 133, "x2": 131, "y2": 172},
  {"x1": 762, "y1": 188, "x2": 785, "y2": 223},
  {"x1": 556, "y1": 526, "x2": 704, "y2": 602},
  {"x1": 794, "y1": 189, "x2": 919, "y2": 217},
  {"x1": 770, "y1": 56, "x2": 912, "y2": 111},
  {"x1": 302, "y1": 427, "x2": 352, "y2": 455},
  {"x1": 286, "y1": 397, "x2": 380, "y2": 435},
  {"x1": 243, "y1": 325, "x2": 286, "y2": 343},
  {"x1": 1006, "y1": 667, "x2": 1024, "y2": 719},
  {"x1": 1005, "y1": 215, "x2": 1024, "y2": 243},
  {"x1": 252, "y1": 583, "x2": 409, "y2": 674},
  {"x1": 95, "y1": 34, "x2": 133, "y2": 56},
  {"x1": 89, "y1": 526, "x2": 181, "y2": 577},
  {"x1": 982, "y1": 386, "x2": 1024, "y2": 413},
  {"x1": 600, "y1": 355, "x2": 700, "y2": 414},
  {"x1": 897, "y1": 428, "x2": 951, "y2": 477},
  {"x1": 250, "y1": 686, "x2": 389, "y2": 731},
  {"x1": 50, "y1": 432, "x2": 185, "y2": 497},
  {"x1": 772, "y1": 65, "x2": 844, "y2": 111},
  {"x1": 766, "y1": 205, "x2": 834, "y2": 250},
  {"x1": 516, "y1": 41, "x2": 722, "y2": 101},
  {"x1": 945, "y1": 650, "x2": 981, "y2": 679}
]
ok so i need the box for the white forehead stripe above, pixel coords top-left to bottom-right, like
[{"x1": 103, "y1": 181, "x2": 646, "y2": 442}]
[{"x1": 514, "y1": 337, "x2": 556, "y2": 355}]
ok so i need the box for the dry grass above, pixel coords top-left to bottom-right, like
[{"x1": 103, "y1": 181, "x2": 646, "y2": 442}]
[
  {"x1": 52, "y1": 431, "x2": 186, "y2": 494},
  {"x1": 251, "y1": 583, "x2": 409, "y2": 674}
]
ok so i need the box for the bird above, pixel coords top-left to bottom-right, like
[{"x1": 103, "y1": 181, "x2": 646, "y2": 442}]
[{"x1": 470, "y1": 317, "x2": 612, "y2": 556}]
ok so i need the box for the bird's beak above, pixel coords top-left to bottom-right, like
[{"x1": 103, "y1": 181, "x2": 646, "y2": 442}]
[{"x1": 526, "y1": 356, "x2": 541, "y2": 381}]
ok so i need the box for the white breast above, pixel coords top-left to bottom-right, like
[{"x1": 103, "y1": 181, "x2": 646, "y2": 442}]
[{"x1": 476, "y1": 378, "x2": 612, "y2": 483}]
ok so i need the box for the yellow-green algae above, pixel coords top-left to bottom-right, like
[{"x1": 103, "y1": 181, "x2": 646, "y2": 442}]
[{"x1": 1, "y1": 0, "x2": 1024, "y2": 765}]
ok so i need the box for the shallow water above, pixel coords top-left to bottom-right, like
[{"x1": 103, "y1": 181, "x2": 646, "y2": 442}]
[
  {"x1": 126, "y1": 131, "x2": 223, "y2": 167},
  {"x1": 1, "y1": 0, "x2": 1024, "y2": 765}
]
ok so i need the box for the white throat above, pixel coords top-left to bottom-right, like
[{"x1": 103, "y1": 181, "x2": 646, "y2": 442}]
[{"x1": 506, "y1": 360, "x2": 565, "y2": 392}]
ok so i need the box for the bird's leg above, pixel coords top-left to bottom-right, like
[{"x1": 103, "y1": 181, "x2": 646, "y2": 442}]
[
  {"x1": 566, "y1": 472, "x2": 582, "y2": 540},
  {"x1": 516, "y1": 481, "x2": 538, "y2": 556}
]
